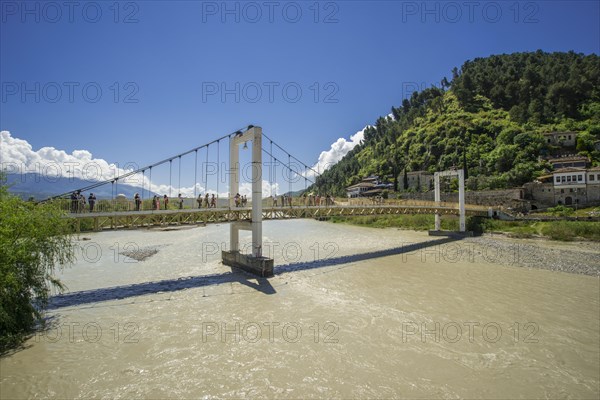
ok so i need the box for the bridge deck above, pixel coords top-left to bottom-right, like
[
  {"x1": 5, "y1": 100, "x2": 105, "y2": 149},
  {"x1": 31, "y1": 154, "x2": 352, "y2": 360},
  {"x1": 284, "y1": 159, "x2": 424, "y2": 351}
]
[{"x1": 66, "y1": 204, "x2": 491, "y2": 232}]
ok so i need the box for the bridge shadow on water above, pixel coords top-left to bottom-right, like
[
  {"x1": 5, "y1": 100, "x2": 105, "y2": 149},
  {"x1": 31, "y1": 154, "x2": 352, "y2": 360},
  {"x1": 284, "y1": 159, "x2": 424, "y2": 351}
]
[{"x1": 48, "y1": 237, "x2": 461, "y2": 310}]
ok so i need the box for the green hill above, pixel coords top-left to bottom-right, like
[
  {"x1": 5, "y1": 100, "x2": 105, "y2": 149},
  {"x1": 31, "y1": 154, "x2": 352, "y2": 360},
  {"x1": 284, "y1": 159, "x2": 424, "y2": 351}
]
[{"x1": 312, "y1": 51, "x2": 600, "y2": 196}]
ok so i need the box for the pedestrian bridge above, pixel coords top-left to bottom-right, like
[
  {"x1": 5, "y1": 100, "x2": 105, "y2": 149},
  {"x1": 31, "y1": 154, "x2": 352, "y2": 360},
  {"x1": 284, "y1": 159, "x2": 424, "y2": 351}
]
[{"x1": 66, "y1": 201, "x2": 492, "y2": 232}]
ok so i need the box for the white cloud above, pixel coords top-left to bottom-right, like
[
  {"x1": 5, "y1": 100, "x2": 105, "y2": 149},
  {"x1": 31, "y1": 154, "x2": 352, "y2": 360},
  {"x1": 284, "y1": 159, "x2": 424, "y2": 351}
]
[
  {"x1": 305, "y1": 126, "x2": 367, "y2": 179},
  {"x1": 1, "y1": 130, "x2": 136, "y2": 181}
]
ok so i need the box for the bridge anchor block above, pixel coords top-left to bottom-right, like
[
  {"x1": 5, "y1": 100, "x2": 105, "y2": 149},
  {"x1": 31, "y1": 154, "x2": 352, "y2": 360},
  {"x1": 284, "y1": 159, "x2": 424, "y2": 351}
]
[{"x1": 222, "y1": 250, "x2": 274, "y2": 277}]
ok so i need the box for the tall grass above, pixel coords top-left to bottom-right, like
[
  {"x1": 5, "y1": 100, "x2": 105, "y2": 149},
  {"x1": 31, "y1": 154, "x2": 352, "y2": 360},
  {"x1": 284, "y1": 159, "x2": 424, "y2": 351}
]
[
  {"x1": 539, "y1": 221, "x2": 600, "y2": 241},
  {"x1": 330, "y1": 215, "x2": 458, "y2": 231}
]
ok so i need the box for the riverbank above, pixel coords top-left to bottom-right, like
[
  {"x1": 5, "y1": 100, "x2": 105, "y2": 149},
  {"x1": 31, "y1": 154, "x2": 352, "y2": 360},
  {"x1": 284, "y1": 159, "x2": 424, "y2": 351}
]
[{"x1": 329, "y1": 215, "x2": 600, "y2": 241}]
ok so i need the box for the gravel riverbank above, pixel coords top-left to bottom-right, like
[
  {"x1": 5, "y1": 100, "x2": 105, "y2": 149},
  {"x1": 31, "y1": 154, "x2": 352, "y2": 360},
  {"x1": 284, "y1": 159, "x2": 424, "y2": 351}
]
[{"x1": 464, "y1": 234, "x2": 600, "y2": 276}]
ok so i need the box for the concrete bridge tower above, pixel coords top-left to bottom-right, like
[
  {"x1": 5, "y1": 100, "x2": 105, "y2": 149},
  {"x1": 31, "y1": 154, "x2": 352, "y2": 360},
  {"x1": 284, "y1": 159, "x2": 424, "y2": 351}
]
[{"x1": 221, "y1": 125, "x2": 274, "y2": 277}]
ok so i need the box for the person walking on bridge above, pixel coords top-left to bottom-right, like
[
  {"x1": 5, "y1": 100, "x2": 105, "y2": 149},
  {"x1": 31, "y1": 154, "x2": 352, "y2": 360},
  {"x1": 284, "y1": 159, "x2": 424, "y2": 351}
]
[
  {"x1": 88, "y1": 193, "x2": 96, "y2": 212},
  {"x1": 163, "y1": 195, "x2": 169, "y2": 210},
  {"x1": 134, "y1": 193, "x2": 141, "y2": 211},
  {"x1": 177, "y1": 193, "x2": 184, "y2": 209},
  {"x1": 78, "y1": 192, "x2": 86, "y2": 213},
  {"x1": 70, "y1": 191, "x2": 78, "y2": 213}
]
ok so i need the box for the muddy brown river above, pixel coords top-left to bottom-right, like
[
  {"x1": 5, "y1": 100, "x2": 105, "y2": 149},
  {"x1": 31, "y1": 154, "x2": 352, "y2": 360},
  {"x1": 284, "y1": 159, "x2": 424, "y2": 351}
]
[{"x1": 1, "y1": 220, "x2": 598, "y2": 398}]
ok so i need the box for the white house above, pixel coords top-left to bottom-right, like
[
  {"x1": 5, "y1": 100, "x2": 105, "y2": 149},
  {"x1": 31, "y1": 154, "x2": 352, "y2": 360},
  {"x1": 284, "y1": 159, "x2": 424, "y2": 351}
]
[
  {"x1": 553, "y1": 167, "x2": 587, "y2": 187},
  {"x1": 586, "y1": 167, "x2": 600, "y2": 185},
  {"x1": 346, "y1": 175, "x2": 392, "y2": 198},
  {"x1": 346, "y1": 181, "x2": 375, "y2": 198}
]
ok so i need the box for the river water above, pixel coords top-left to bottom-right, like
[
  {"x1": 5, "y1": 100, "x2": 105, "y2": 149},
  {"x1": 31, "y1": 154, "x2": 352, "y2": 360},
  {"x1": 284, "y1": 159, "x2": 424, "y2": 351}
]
[{"x1": 1, "y1": 220, "x2": 599, "y2": 399}]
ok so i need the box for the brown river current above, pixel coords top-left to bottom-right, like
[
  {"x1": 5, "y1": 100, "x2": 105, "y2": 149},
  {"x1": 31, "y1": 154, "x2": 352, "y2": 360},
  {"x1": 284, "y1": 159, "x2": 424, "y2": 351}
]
[{"x1": 1, "y1": 220, "x2": 599, "y2": 399}]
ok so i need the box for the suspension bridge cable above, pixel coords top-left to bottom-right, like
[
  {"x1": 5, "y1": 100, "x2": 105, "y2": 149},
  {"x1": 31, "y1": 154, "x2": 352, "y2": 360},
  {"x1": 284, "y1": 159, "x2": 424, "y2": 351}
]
[
  {"x1": 205, "y1": 144, "x2": 209, "y2": 194},
  {"x1": 141, "y1": 170, "x2": 145, "y2": 200},
  {"x1": 194, "y1": 150, "x2": 198, "y2": 199},
  {"x1": 178, "y1": 156, "x2": 182, "y2": 196},
  {"x1": 261, "y1": 147, "x2": 316, "y2": 185},
  {"x1": 149, "y1": 167, "x2": 152, "y2": 197},
  {"x1": 304, "y1": 165, "x2": 307, "y2": 191},
  {"x1": 169, "y1": 159, "x2": 172, "y2": 197},
  {"x1": 216, "y1": 139, "x2": 220, "y2": 200},
  {"x1": 269, "y1": 140, "x2": 274, "y2": 196},
  {"x1": 262, "y1": 132, "x2": 322, "y2": 178}
]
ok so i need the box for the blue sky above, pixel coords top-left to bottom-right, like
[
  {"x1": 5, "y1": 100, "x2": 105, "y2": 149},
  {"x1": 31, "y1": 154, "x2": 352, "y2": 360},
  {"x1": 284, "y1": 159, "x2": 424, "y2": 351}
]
[{"x1": 1, "y1": 0, "x2": 599, "y2": 195}]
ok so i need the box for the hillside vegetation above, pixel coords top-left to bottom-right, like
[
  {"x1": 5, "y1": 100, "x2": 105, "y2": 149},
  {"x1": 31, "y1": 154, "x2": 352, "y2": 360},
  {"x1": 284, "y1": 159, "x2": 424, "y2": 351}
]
[{"x1": 313, "y1": 51, "x2": 600, "y2": 196}]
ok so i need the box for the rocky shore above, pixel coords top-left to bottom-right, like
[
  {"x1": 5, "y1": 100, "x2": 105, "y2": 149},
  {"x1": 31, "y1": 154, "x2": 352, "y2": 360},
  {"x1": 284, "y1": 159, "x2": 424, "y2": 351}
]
[{"x1": 465, "y1": 235, "x2": 600, "y2": 276}]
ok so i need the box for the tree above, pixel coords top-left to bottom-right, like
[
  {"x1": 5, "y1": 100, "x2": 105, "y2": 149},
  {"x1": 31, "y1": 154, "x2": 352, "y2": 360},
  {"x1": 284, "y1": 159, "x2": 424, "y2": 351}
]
[
  {"x1": 441, "y1": 77, "x2": 450, "y2": 90},
  {"x1": 0, "y1": 177, "x2": 74, "y2": 351},
  {"x1": 577, "y1": 131, "x2": 596, "y2": 153}
]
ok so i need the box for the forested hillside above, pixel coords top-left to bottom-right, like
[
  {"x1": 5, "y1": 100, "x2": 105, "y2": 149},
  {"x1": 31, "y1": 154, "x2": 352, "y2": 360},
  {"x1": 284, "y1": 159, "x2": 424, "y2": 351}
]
[{"x1": 313, "y1": 51, "x2": 600, "y2": 196}]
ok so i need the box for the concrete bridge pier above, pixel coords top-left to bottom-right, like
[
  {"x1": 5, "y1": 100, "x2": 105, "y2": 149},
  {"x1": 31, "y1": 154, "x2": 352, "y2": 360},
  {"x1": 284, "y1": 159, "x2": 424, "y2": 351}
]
[
  {"x1": 222, "y1": 125, "x2": 274, "y2": 277},
  {"x1": 430, "y1": 169, "x2": 468, "y2": 237}
]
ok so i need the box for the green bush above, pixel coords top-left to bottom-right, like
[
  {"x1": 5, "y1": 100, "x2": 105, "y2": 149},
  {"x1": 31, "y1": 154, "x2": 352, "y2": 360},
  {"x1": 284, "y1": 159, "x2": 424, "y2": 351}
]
[
  {"x1": 0, "y1": 183, "x2": 74, "y2": 351},
  {"x1": 547, "y1": 205, "x2": 575, "y2": 217}
]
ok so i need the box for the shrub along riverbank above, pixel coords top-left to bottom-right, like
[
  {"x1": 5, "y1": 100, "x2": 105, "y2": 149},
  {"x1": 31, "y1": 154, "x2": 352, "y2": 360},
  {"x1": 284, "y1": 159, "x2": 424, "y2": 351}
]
[{"x1": 329, "y1": 215, "x2": 600, "y2": 242}]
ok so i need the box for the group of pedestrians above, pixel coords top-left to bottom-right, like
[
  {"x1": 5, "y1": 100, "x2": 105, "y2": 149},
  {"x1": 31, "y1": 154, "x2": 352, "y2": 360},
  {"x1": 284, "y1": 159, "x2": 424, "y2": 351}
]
[
  {"x1": 196, "y1": 193, "x2": 217, "y2": 208},
  {"x1": 70, "y1": 191, "x2": 96, "y2": 213},
  {"x1": 304, "y1": 194, "x2": 334, "y2": 206},
  {"x1": 269, "y1": 193, "x2": 335, "y2": 207},
  {"x1": 233, "y1": 193, "x2": 248, "y2": 207},
  {"x1": 149, "y1": 194, "x2": 172, "y2": 210},
  {"x1": 272, "y1": 194, "x2": 294, "y2": 207},
  {"x1": 133, "y1": 193, "x2": 219, "y2": 210}
]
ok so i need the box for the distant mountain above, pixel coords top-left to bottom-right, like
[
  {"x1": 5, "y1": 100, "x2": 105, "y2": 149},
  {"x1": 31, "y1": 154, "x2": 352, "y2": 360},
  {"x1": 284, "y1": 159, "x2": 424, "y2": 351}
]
[
  {"x1": 5, "y1": 173, "x2": 157, "y2": 200},
  {"x1": 283, "y1": 189, "x2": 307, "y2": 197}
]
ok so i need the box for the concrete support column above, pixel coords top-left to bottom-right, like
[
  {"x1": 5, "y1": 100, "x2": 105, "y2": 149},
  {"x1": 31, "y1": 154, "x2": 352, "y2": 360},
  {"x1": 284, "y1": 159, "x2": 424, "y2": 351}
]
[
  {"x1": 230, "y1": 135, "x2": 239, "y2": 252},
  {"x1": 223, "y1": 125, "x2": 273, "y2": 277},
  {"x1": 251, "y1": 127, "x2": 263, "y2": 257}
]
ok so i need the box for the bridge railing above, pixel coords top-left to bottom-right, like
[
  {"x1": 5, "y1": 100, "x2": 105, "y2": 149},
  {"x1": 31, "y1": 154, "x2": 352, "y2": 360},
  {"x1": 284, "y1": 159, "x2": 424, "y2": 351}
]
[
  {"x1": 54, "y1": 197, "x2": 230, "y2": 214},
  {"x1": 345, "y1": 197, "x2": 491, "y2": 211},
  {"x1": 55, "y1": 195, "x2": 492, "y2": 215}
]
